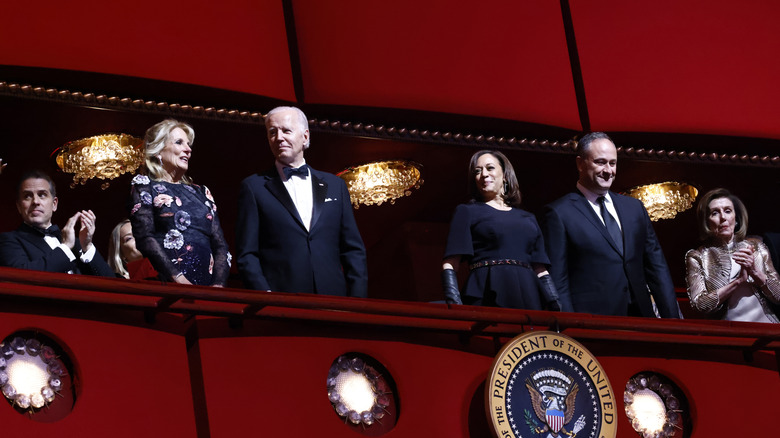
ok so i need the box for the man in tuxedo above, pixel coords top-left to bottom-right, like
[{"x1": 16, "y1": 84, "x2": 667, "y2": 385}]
[
  {"x1": 236, "y1": 106, "x2": 368, "y2": 297},
  {"x1": 0, "y1": 170, "x2": 114, "y2": 277},
  {"x1": 542, "y1": 132, "x2": 679, "y2": 318}
]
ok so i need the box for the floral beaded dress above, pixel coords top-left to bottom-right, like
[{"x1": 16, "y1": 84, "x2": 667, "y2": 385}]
[
  {"x1": 129, "y1": 175, "x2": 230, "y2": 286},
  {"x1": 444, "y1": 202, "x2": 550, "y2": 309}
]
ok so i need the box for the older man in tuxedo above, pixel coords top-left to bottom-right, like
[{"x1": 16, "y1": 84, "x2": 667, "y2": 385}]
[
  {"x1": 236, "y1": 106, "x2": 368, "y2": 297},
  {"x1": 0, "y1": 170, "x2": 114, "y2": 277},
  {"x1": 542, "y1": 132, "x2": 679, "y2": 318}
]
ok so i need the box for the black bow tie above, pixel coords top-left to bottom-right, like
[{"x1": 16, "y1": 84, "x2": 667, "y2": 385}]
[
  {"x1": 34, "y1": 224, "x2": 61, "y2": 239},
  {"x1": 283, "y1": 164, "x2": 309, "y2": 179}
]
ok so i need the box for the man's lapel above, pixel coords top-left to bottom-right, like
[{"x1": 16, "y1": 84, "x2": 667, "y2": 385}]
[
  {"x1": 611, "y1": 193, "x2": 633, "y2": 256},
  {"x1": 310, "y1": 171, "x2": 328, "y2": 230},
  {"x1": 571, "y1": 192, "x2": 622, "y2": 255},
  {"x1": 265, "y1": 175, "x2": 306, "y2": 229},
  {"x1": 17, "y1": 224, "x2": 55, "y2": 255}
]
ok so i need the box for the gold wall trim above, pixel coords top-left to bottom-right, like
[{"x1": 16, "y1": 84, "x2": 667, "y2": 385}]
[{"x1": 2, "y1": 80, "x2": 779, "y2": 167}]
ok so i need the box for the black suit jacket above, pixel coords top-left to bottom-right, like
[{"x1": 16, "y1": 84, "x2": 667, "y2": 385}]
[
  {"x1": 235, "y1": 167, "x2": 368, "y2": 297},
  {"x1": 542, "y1": 190, "x2": 679, "y2": 318},
  {"x1": 0, "y1": 224, "x2": 115, "y2": 277}
]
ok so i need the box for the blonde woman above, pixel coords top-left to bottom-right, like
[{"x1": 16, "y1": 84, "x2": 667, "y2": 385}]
[
  {"x1": 107, "y1": 219, "x2": 144, "y2": 279},
  {"x1": 129, "y1": 119, "x2": 229, "y2": 286}
]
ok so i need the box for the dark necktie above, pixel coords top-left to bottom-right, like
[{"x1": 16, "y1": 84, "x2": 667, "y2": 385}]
[
  {"x1": 597, "y1": 196, "x2": 623, "y2": 254},
  {"x1": 283, "y1": 164, "x2": 309, "y2": 179}
]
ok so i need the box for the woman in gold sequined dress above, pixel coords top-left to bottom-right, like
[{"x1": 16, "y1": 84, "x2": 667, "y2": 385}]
[{"x1": 685, "y1": 188, "x2": 780, "y2": 322}]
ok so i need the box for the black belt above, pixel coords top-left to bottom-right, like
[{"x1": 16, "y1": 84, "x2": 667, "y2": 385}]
[{"x1": 468, "y1": 259, "x2": 531, "y2": 271}]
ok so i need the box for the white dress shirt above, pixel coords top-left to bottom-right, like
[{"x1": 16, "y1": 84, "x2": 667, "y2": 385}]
[
  {"x1": 276, "y1": 161, "x2": 313, "y2": 231},
  {"x1": 577, "y1": 182, "x2": 622, "y2": 230},
  {"x1": 42, "y1": 234, "x2": 96, "y2": 274}
]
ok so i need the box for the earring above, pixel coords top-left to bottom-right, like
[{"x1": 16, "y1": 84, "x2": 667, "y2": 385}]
[
  {"x1": 157, "y1": 156, "x2": 163, "y2": 165},
  {"x1": 503, "y1": 180, "x2": 509, "y2": 194}
]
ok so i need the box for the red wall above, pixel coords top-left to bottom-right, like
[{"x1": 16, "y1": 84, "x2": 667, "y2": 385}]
[
  {"x1": 0, "y1": 309, "x2": 196, "y2": 437},
  {"x1": 0, "y1": 269, "x2": 777, "y2": 437}
]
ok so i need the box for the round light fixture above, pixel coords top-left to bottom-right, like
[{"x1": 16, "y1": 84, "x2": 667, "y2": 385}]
[
  {"x1": 55, "y1": 133, "x2": 144, "y2": 189},
  {"x1": 326, "y1": 354, "x2": 395, "y2": 430},
  {"x1": 624, "y1": 182, "x2": 698, "y2": 222},
  {"x1": 337, "y1": 160, "x2": 423, "y2": 208},
  {"x1": 624, "y1": 372, "x2": 688, "y2": 438},
  {"x1": 1, "y1": 336, "x2": 64, "y2": 412}
]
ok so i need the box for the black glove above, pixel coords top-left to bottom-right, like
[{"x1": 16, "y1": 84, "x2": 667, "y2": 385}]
[
  {"x1": 539, "y1": 274, "x2": 561, "y2": 311},
  {"x1": 441, "y1": 269, "x2": 463, "y2": 305}
]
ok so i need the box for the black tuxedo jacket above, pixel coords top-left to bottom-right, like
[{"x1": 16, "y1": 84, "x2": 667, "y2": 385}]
[
  {"x1": 542, "y1": 190, "x2": 679, "y2": 318},
  {"x1": 0, "y1": 224, "x2": 115, "y2": 277},
  {"x1": 235, "y1": 167, "x2": 368, "y2": 297}
]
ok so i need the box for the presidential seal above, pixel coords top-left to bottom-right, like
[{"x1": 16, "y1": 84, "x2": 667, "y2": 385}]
[{"x1": 486, "y1": 331, "x2": 617, "y2": 438}]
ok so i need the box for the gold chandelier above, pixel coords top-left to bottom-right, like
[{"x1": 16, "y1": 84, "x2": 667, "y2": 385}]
[
  {"x1": 338, "y1": 160, "x2": 423, "y2": 208},
  {"x1": 624, "y1": 182, "x2": 698, "y2": 221},
  {"x1": 56, "y1": 134, "x2": 144, "y2": 189}
]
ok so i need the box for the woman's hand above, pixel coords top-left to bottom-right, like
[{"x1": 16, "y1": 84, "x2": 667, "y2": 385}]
[
  {"x1": 732, "y1": 247, "x2": 754, "y2": 269},
  {"x1": 173, "y1": 273, "x2": 193, "y2": 285},
  {"x1": 733, "y1": 246, "x2": 767, "y2": 286},
  {"x1": 715, "y1": 268, "x2": 748, "y2": 304}
]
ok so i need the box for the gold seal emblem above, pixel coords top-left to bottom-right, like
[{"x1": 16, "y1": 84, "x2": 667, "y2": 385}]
[{"x1": 486, "y1": 331, "x2": 617, "y2": 438}]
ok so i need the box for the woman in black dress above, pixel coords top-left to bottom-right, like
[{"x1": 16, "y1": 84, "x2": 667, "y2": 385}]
[
  {"x1": 129, "y1": 119, "x2": 229, "y2": 286},
  {"x1": 442, "y1": 150, "x2": 559, "y2": 309}
]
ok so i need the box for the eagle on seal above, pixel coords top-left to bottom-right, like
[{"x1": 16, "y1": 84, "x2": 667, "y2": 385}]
[{"x1": 525, "y1": 378, "x2": 579, "y2": 437}]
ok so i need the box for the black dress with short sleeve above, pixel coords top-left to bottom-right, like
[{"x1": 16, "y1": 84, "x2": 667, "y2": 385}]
[
  {"x1": 129, "y1": 175, "x2": 230, "y2": 286},
  {"x1": 444, "y1": 202, "x2": 550, "y2": 309}
]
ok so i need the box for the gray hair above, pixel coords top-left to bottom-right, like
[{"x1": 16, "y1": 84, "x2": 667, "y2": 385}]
[{"x1": 265, "y1": 106, "x2": 310, "y2": 148}]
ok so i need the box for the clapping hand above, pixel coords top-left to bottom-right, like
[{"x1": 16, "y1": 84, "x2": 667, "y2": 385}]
[
  {"x1": 60, "y1": 210, "x2": 98, "y2": 252},
  {"x1": 0, "y1": 158, "x2": 6, "y2": 175},
  {"x1": 78, "y1": 210, "x2": 97, "y2": 251},
  {"x1": 733, "y1": 246, "x2": 766, "y2": 285},
  {"x1": 61, "y1": 212, "x2": 81, "y2": 250},
  {"x1": 733, "y1": 247, "x2": 757, "y2": 274}
]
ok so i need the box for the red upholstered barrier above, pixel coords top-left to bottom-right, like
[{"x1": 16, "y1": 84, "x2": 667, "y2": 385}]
[{"x1": 0, "y1": 267, "x2": 777, "y2": 437}]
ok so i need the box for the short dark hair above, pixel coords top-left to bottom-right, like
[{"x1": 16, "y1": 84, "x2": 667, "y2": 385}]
[
  {"x1": 467, "y1": 150, "x2": 522, "y2": 208},
  {"x1": 696, "y1": 188, "x2": 748, "y2": 241},
  {"x1": 17, "y1": 170, "x2": 56, "y2": 199},
  {"x1": 576, "y1": 132, "x2": 613, "y2": 158}
]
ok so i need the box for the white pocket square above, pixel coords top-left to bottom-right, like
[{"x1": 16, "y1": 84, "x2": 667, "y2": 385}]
[{"x1": 325, "y1": 198, "x2": 336, "y2": 202}]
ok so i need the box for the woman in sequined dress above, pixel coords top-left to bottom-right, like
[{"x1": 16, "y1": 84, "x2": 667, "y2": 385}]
[
  {"x1": 685, "y1": 188, "x2": 780, "y2": 322},
  {"x1": 129, "y1": 120, "x2": 229, "y2": 286}
]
